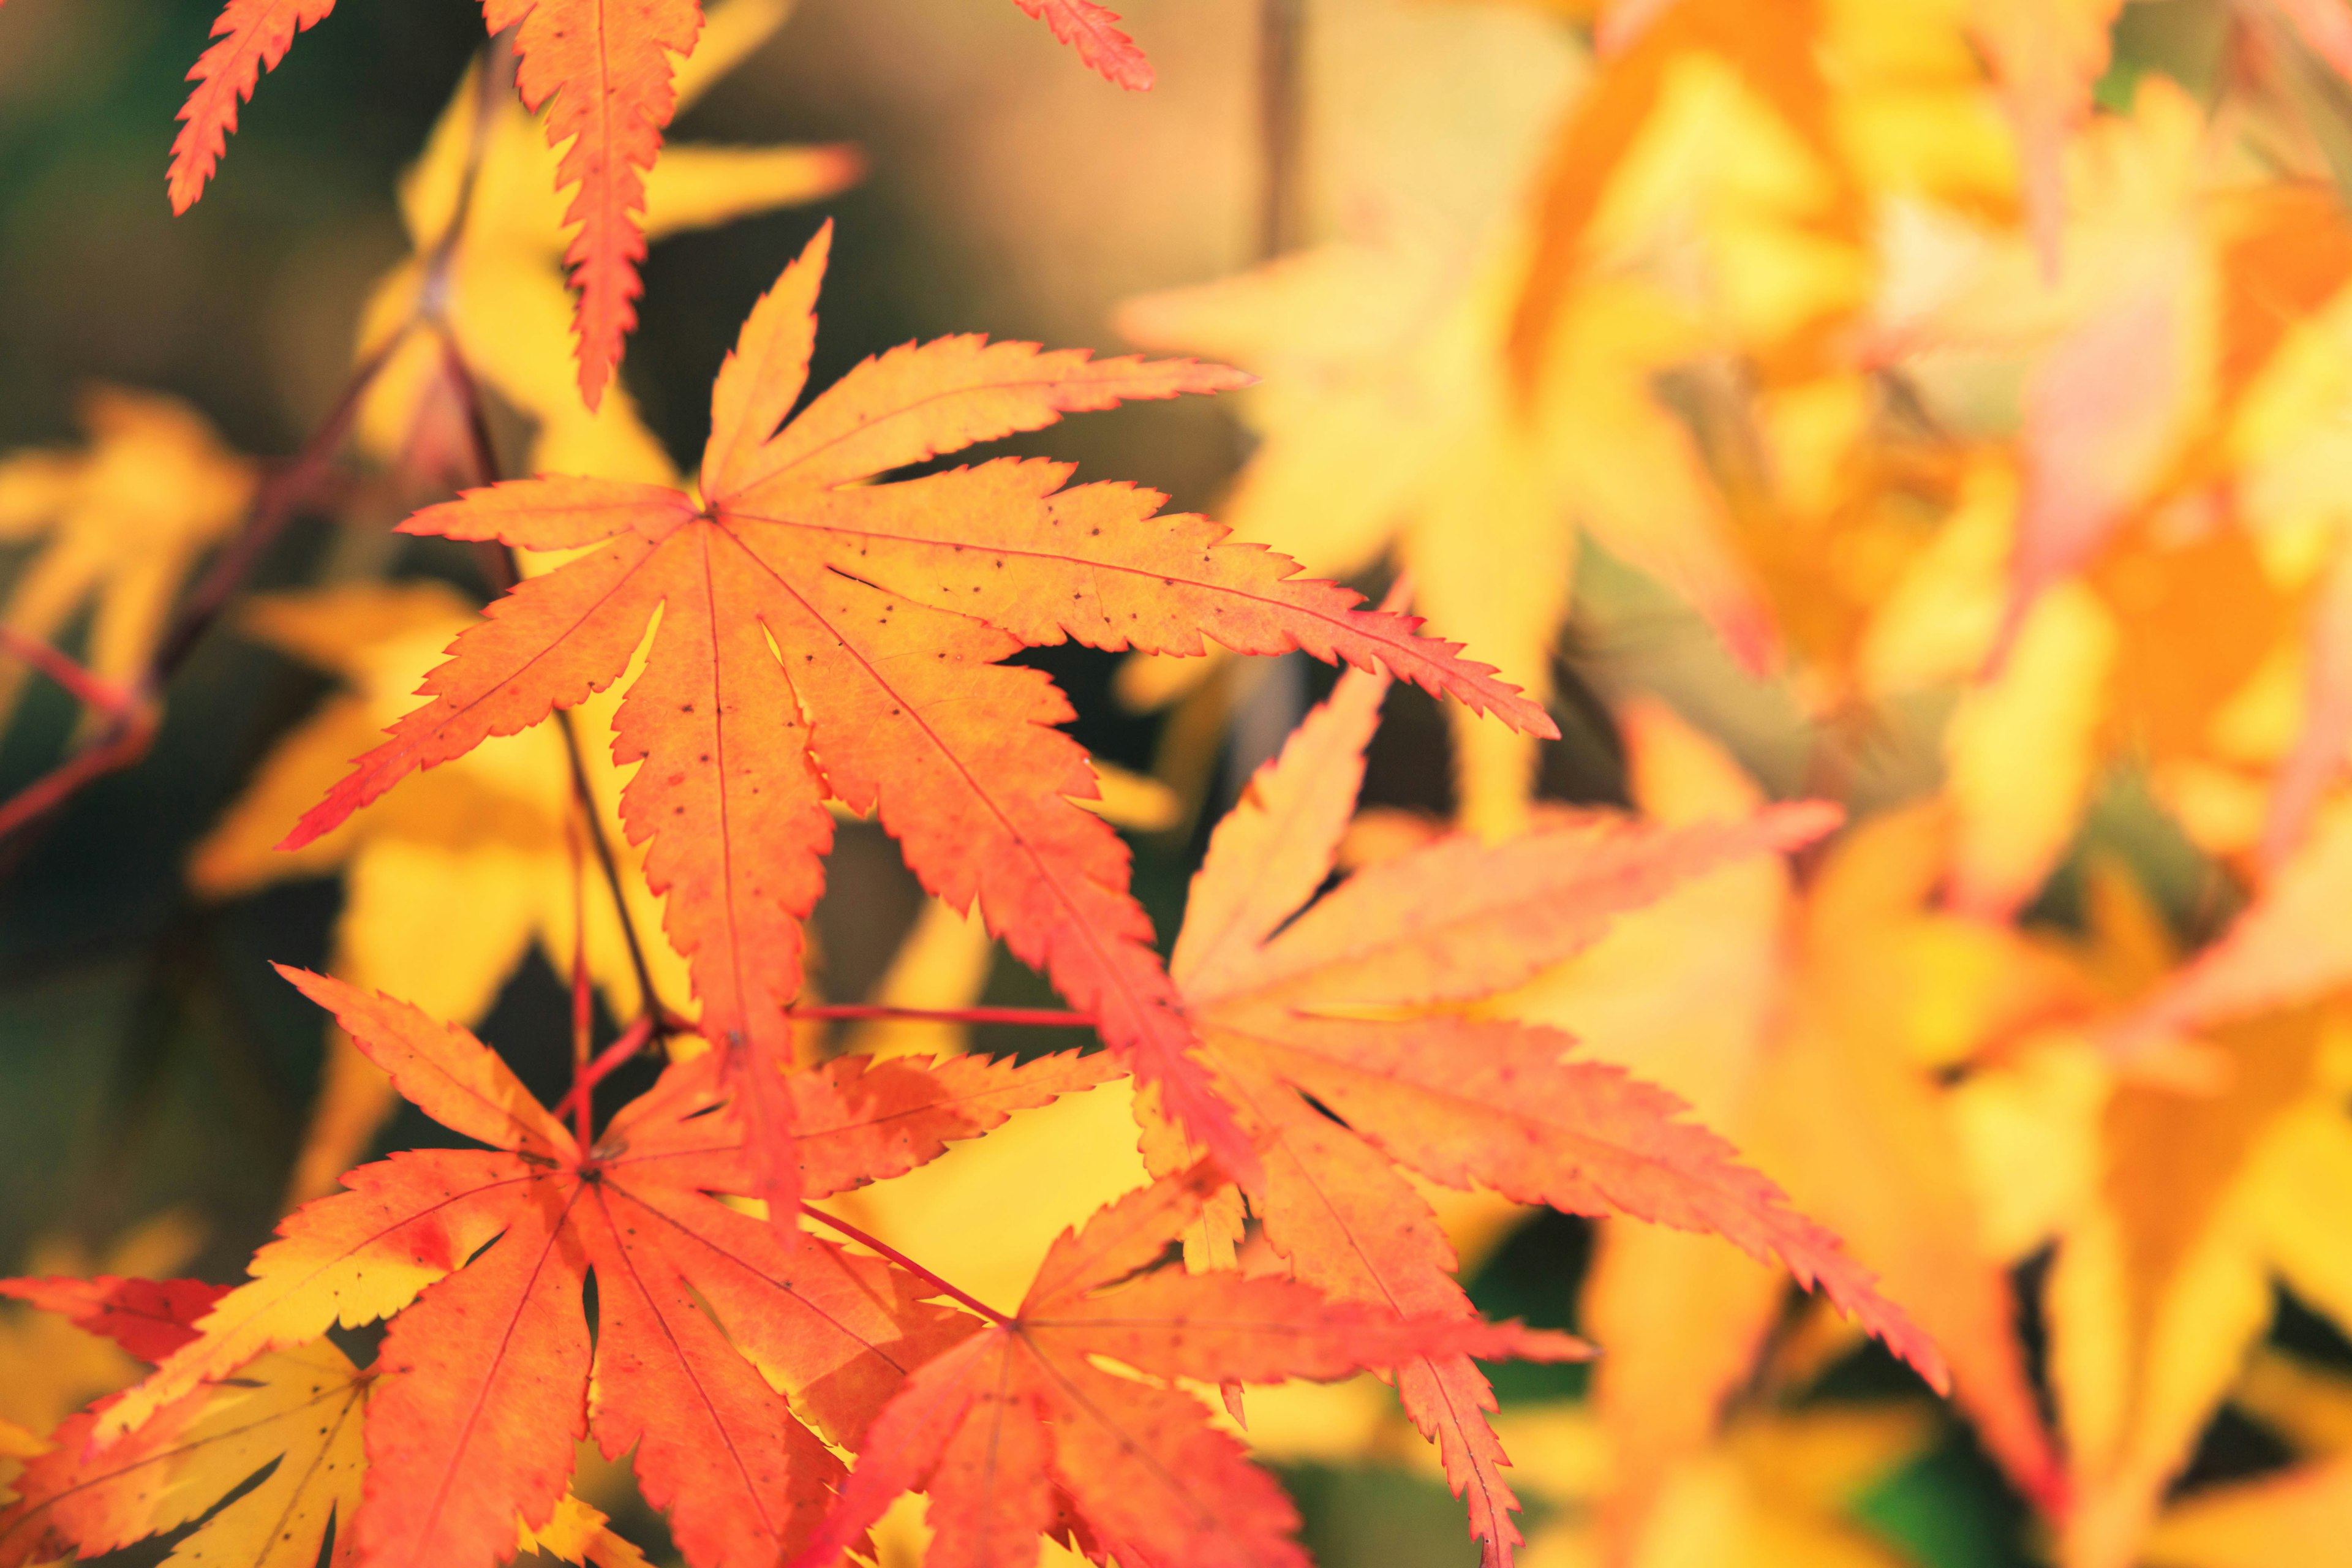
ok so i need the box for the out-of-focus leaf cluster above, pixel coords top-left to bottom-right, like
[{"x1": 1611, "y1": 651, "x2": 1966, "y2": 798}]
[{"x1": 8, "y1": 1, "x2": 2352, "y2": 1566}]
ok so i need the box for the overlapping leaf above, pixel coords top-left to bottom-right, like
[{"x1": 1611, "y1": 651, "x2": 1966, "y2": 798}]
[
  {"x1": 1011, "y1": 0, "x2": 1152, "y2": 89},
  {"x1": 0, "y1": 1275, "x2": 226, "y2": 1364},
  {"x1": 279, "y1": 219, "x2": 1553, "y2": 1222},
  {"x1": 164, "y1": 0, "x2": 1148, "y2": 401},
  {"x1": 171, "y1": 0, "x2": 697, "y2": 404},
  {"x1": 791, "y1": 1161, "x2": 1591, "y2": 1568},
  {"x1": 1155, "y1": 665, "x2": 1943, "y2": 1567},
  {"x1": 356, "y1": 0, "x2": 860, "y2": 486},
  {"x1": 0, "y1": 1276, "x2": 653, "y2": 1568},
  {"x1": 91, "y1": 968, "x2": 978, "y2": 1568},
  {"x1": 1503, "y1": 703, "x2": 2068, "y2": 1555},
  {"x1": 192, "y1": 582, "x2": 675, "y2": 1031},
  {"x1": 0, "y1": 1270, "x2": 359, "y2": 1568},
  {"x1": 1, "y1": 1335, "x2": 369, "y2": 1568}
]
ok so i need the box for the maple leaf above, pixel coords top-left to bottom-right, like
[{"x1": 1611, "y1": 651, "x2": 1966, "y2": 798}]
[
  {"x1": 0, "y1": 1270, "x2": 363, "y2": 1568},
  {"x1": 1115, "y1": 0, "x2": 2035, "y2": 822},
  {"x1": 165, "y1": 0, "x2": 341, "y2": 214},
  {"x1": 790, "y1": 1161, "x2": 1591, "y2": 1568},
  {"x1": 170, "y1": 0, "x2": 705, "y2": 405},
  {"x1": 192, "y1": 582, "x2": 679, "y2": 1031},
  {"x1": 0, "y1": 1217, "x2": 211, "y2": 1444},
  {"x1": 0, "y1": 386, "x2": 257, "y2": 729},
  {"x1": 1117, "y1": 236, "x2": 1581, "y2": 836},
  {"x1": 1966, "y1": 0, "x2": 2124, "y2": 273},
  {"x1": 0, "y1": 1276, "x2": 227, "y2": 1365},
  {"x1": 0, "y1": 1279, "x2": 650, "y2": 1568},
  {"x1": 278, "y1": 218, "x2": 1554, "y2": 1221},
  {"x1": 358, "y1": 0, "x2": 861, "y2": 486},
  {"x1": 189, "y1": 581, "x2": 696, "y2": 1205},
  {"x1": 0, "y1": 1337, "x2": 370, "y2": 1568},
  {"x1": 1509, "y1": 704, "x2": 2068, "y2": 1546},
  {"x1": 1991, "y1": 851, "x2": 2352, "y2": 1568},
  {"x1": 1148, "y1": 666, "x2": 1946, "y2": 1566},
  {"x1": 93, "y1": 968, "x2": 979, "y2": 1568},
  {"x1": 810, "y1": 1048, "x2": 1158, "y2": 1317},
  {"x1": 162, "y1": 0, "x2": 1147, "y2": 402},
  {"x1": 1009, "y1": 0, "x2": 1151, "y2": 88},
  {"x1": 485, "y1": 0, "x2": 704, "y2": 408}
]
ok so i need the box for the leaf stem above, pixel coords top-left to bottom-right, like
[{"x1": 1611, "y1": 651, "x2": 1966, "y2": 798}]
[
  {"x1": 437, "y1": 331, "x2": 677, "y2": 1035},
  {"x1": 0, "y1": 337, "x2": 399, "y2": 854},
  {"x1": 0, "y1": 32, "x2": 516, "y2": 858},
  {"x1": 568, "y1": 823, "x2": 595, "y2": 1144},
  {"x1": 784, "y1": 1002, "x2": 1096, "y2": 1028},
  {"x1": 799, "y1": 1204, "x2": 1011, "y2": 1325},
  {"x1": 551, "y1": 1014, "x2": 657, "y2": 1128}
]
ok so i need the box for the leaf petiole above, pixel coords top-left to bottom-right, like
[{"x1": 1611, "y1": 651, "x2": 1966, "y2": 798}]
[{"x1": 798, "y1": 1204, "x2": 1011, "y2": 1326}]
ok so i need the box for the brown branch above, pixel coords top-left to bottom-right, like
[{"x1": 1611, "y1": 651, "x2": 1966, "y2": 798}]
[
  {"x1": 0, "y1": 705, "x2": 158, "y2": 846},
  {"x1": 1256, "y1": 0, "x2": 1307, "y2": 260}
]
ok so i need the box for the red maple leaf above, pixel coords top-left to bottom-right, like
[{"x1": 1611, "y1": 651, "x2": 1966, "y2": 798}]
[
  {"x1": 790, "y1": 1161, "x2": 1591, "y2": 1568},
  {"x1": 1012, "y1": 0, "x2": 1153, "y2": 88},
  {"x1": 0, "y1": 1275, "x2": 230, "y2": 1364}
]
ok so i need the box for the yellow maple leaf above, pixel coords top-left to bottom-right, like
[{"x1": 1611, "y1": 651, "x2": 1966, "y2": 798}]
[
  {"x1": 189, "y1": 580, "x2": 688, "y2": 1201},
  {"x1": 0, "y1": 1212, "x2": 205, "y2": 1446},
  {"x1": 0, "y1": 1340, "x2": 367, "y2": 1568},
  {"x1": 2036, "y1": 834, "x2": 2352, "y2": 1568},
  {"x1": 355, "y1": 0, "x2": 859, "y2": 487},
  {"x1": 0, "y1": 386, "x2": 256, "y2": 728},
  {"x1": 1121, "y1": 0, "x2": 2026, "y2": 833},
  {"x1": 1501, "y1": 700, "x2": 2067, "y2": 1550},
  {"x1": 191, "y1": 581, "x2": 678, "y2": 1030}
]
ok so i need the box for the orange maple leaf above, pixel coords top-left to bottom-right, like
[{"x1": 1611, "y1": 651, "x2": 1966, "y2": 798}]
[
  {"x1": 165, "y1": 0, "x2": 339, "y2": 214},
  {"x1": 91, "y1": 968, "x2": 977, "y2": 1568},
  {"x1": 277, "y1": 219, "x2": 1554, "y2": 1225},
  {"x1": 790, "y1": 1161, "x2": 1590, "y2": 1568},
  {"x1": 168, "y1": 0, "x2": 699, "y2": 406},
  {"x1": 1161, "y1": 662, "x2": 1950, "y2": 1566},
  {"x1": 1012, "y1": 0, "x2": 1153, "y2": 88},
  {"x1": 0, "y1": 1286, "x2": 362, "y2": 1568},
  {"x1": 162, "y1": 0, "x2": 1153, "y2": 396}
]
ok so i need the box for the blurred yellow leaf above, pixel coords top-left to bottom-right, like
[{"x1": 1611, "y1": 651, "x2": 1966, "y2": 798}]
[
  {"x1": 191, "y1": 581, "x2": 688, "y2": 1201},
  {"x1": 356, "y1": 0, "x2": 859, "y2": 486},
  {"x1": 0, "y1": 386, "x2": 255, "y2": 726}
]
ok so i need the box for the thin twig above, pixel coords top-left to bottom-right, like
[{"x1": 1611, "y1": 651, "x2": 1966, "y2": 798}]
[
  {"x1": 0, "y1": 709, "x2": 157, "y2": 845},
  {"x1": 0, "y1": 628, "x2": 134, "y2": 715},
  {"x1": 0, "y1": 339, "x2": 401, "y2": 853},
  {"x1": 550, "y1": 1014, "x2": 657, "y2": 1128},
  {"x1": 153, "y1": 339, "x2": 401, "y2": 682},
  {"x1": 554, "y1": 707, "x2": 672, "y2": 1026},
  {"x1": 0, "y1": 34, "x2": 521, "y2": 856},
  {"x1": 436, "y1": 331, "x2": 676, "y2": 1029},
  {"x1": 785, "y1": 1002, "x2": 1096, "y2": 1028},
  {"x1": 568, "y1": 824, "x2": 595, "y2": 1145},
  {"x1": 801, "y1": 1204, "x2": 1011, "y2": 1325}
]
